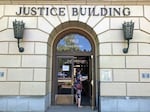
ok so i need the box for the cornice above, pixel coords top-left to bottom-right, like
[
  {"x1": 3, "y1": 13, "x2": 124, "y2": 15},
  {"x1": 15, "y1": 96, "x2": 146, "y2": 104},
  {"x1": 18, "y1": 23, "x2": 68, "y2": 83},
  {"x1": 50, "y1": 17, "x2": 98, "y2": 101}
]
[{"x1": 0, "y1": 0, "x2": 150, "y2": 5}]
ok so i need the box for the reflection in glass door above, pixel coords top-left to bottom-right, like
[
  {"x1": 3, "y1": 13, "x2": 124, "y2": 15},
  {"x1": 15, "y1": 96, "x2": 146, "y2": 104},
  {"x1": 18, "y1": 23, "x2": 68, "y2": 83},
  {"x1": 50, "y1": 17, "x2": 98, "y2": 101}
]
[{"x1": 55, "y1": 56, "x2": 74, "y2": 104}]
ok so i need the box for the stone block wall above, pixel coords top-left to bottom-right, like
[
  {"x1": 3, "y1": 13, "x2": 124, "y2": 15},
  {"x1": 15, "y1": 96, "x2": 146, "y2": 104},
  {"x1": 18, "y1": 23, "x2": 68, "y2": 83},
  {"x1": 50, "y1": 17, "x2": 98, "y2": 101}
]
[
  {"x1": 99, "y1": 6, "x2": 150, "y2": 97},
  {"x1": 0, "y1": 5, "x2": 51, "y2": 111},
  {"x1": 0, "y1": 4, "x2": 150, "y2": 112}
]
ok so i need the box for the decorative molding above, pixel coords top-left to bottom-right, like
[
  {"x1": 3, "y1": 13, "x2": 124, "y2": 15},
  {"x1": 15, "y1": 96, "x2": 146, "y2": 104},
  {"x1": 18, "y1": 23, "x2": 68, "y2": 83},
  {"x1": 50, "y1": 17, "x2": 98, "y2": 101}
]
[{"x1": 0, "y1": 0, "x2": 150, "y2": 5}]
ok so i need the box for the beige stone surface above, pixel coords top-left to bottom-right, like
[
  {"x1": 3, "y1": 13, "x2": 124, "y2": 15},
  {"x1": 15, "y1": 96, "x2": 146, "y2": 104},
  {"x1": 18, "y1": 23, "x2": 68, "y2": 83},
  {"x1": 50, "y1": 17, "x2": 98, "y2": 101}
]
[
  {"x1": 112, "y1": 43, "x2": 138, "y2": 55},
  {"x1": 0, "y1": 82, "x2": 19, "y2": 95},
  {"x1": 99, "y1": 43, "x2": 112, "y2": 55},
  {"x1": 0, "y1": 42, "x2": 8, "y2": 54},
  {"x1": 0, "y1": 5, "x2": 4, "y2": 18},
  {"x1": 0, "y1": 55, "x2": 21, "y2": 67},
  {"x1": 38, "y1": 17, "x2": 54, "y2": 34},
  {"x1": 0, "y1": 69, "x2": 7, "y2": 81},
  {"x1": 42, "y1": 5, "x2": 61, "y2": 28},
  {"x1": 144, "y1": 6, "x2": 150, "y2": 21},
  {"x1": 94, "y1": 18, "x2": 110, "y2": 34},
  {"x1": 101, "y1": 82, "x2": 126, "y2": 96},
  {"x1": 0, "y1": 4, "x2": 149, "y2": 98},
  {"x1": 24, "y1": 30, "x2": 49, "y2": 42},
  {"x1": 0, "y1": 30, "x2": 15, "y2": 41},
  {"x1": 8, "y1": 69, "x2": 33, "y2": 81},
  {"x1": 0, "y1": 17, "x2": 8, "y2": 31},
  {"x1": 133, "y1": 30, "x2": 150, "y2": 43},
  {"x1": 127, "y1": 83, "x2": 150, "y2": 96},
  {"x1": 126, "y1": 6, "x2": 143, "y2": 16},
  {"x1": 140, "y1": 18, "x2": 150, "y2": 33},
  {"x1": 9, "y1": 42, "x2": 23, "y2": 54},
  {"x1": 20, "y1": 82, "x2": 46, "y2": 95},
  {"x1": 110, "y1": 18, "x2": 139, "y2": 30},
  {"x1": 98, "y1": 30, "x2": 123, "y2": 43},
  {"x1": 9, "y1": 42, "x2": 34, "y2": 54},
  {"x1": 35, "y1": 42, "x2": 47, "y2": 54},
  {"x1": 4, "y1": 5, "x2": 23, "y2": 16},
  {"x1": 139, "y1": 43, "x2": 150, "y2": 55},
  {"x1": 126, "y1": 56, "x2": 150, "y2": 68},
  {"x1": 34, "y1": 69, "x2": 47, "y2": 81},
  {"x1": 114, "y1": 69, "x2": 139, "y2": 82},
  {"x1": 100, "y1": 56, "x2": 125, "y2": 68},
  {"x1": 8, "y1": 17, "x2": 37, "y2": 29},
  {"x1": 22, "y1": 55, "x2": 47, "y2": 67}
]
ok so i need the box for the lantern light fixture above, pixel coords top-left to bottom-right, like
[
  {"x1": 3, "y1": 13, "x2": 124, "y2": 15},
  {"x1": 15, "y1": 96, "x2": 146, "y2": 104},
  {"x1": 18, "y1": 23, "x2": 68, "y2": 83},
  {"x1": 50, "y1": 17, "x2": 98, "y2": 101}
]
[
  {"x1": 122, "y1": 21, "x2": 134, "y2": 53},
  {"x1": 13, "y1": 20, "x2": 25, "y2": 52}
]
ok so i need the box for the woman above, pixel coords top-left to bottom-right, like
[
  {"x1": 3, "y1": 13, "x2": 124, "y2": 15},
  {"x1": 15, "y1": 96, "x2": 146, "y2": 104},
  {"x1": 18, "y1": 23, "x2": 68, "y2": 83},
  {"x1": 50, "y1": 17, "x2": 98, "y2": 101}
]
[{"x1": 74, "y1": 69, "x2": 88, "y2": 108}]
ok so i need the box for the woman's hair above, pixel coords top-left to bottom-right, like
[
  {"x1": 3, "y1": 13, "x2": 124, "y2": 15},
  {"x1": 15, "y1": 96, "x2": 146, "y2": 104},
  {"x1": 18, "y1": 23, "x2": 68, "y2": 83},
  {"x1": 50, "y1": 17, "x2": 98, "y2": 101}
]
[{"x1": 76, "y1": 68, "x2": 81, "y2": 73}]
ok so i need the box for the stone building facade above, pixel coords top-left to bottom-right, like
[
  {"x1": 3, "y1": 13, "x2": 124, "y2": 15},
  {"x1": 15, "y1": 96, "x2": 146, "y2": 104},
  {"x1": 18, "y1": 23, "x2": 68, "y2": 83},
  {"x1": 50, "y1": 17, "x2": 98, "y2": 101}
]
[{"x1": 0, "y1": 0, "x2": 150, "y2": 112}]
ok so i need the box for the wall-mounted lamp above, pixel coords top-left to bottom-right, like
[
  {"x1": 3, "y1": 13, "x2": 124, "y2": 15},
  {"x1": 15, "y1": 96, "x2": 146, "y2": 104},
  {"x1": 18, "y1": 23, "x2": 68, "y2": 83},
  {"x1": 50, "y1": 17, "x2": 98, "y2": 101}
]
[
  {"x1": 122, "y1": 21, "x2": 134, "y2": 53},
  {"x1": 13, "y1": 20, "x2": 25, "y2": 52}
]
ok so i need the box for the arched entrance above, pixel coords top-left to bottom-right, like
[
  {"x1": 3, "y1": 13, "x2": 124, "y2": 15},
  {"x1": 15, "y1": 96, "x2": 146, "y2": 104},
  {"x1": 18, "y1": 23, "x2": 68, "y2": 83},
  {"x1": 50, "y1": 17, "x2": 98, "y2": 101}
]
[{"x1": 50, "y1": 21, "x2": 98, "y2": 109}]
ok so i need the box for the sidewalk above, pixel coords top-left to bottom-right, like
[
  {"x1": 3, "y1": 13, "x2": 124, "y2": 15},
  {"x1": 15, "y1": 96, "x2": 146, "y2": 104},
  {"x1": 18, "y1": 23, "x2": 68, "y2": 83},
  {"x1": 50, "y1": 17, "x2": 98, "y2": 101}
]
[{"x1": 46, "y1": 105, "x2": 97, "y2": 112}]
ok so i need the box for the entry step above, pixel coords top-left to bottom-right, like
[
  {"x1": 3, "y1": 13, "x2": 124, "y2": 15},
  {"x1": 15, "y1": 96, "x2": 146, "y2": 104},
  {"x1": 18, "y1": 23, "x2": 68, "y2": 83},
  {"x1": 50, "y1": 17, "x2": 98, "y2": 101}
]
[{"x1": 46, "y1": 106, "x2": 97, "y2": 112}]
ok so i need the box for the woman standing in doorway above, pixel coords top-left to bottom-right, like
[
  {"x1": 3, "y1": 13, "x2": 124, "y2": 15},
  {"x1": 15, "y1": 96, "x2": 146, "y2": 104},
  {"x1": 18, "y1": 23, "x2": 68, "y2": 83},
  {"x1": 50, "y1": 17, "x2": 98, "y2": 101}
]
[{"x1": 74, "y1": 69, "x2": 88, "y2": 108}]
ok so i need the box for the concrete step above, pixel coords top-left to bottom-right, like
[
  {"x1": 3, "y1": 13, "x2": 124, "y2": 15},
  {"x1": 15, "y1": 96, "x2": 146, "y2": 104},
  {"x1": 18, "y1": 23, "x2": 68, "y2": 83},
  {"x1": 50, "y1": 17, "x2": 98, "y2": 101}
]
[{"x1": 46, "y1": 106, "x2": 97, "y2": 112}]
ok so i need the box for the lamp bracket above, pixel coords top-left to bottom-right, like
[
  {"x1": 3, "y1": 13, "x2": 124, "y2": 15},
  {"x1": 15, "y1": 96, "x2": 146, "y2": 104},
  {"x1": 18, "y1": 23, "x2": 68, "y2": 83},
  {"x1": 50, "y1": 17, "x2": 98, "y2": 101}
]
[{"x1": 17, "y1": 39, "x2": 24, "y2": 52}]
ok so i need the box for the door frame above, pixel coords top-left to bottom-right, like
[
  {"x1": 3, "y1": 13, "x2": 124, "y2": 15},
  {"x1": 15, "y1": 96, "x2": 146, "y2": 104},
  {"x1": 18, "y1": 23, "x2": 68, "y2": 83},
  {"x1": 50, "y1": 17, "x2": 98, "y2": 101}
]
[{"x1": 51, "y1": 25, "x2": 97, "y2": 109}]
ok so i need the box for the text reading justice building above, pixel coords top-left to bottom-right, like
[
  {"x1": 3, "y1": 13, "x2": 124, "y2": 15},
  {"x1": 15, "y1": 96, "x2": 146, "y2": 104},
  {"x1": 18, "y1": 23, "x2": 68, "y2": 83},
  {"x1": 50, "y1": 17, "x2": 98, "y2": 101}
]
[{"x1": 0, "y1": 0, "x2": 150, "y2": 112}]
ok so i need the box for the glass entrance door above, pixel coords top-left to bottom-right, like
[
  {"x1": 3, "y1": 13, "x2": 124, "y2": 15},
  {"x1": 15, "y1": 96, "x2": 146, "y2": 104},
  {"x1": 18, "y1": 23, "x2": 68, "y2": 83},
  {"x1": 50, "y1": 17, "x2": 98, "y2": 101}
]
[{"x1": 55, "y1": 56, "x2": 74, "y2": 104}]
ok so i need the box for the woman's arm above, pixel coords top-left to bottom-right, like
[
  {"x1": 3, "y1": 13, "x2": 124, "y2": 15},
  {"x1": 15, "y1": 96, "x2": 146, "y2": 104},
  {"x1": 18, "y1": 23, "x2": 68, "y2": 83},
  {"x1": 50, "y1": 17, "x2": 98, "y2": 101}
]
[{"x1": 80, "y1": 76, "x2": 88, "y2": 81}]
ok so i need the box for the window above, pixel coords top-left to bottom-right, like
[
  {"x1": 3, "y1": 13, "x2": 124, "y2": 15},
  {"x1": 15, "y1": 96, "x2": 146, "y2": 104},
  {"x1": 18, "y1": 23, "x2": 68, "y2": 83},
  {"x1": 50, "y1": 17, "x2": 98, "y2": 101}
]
[{"x1": 57, "y1": 33, "x2": 92, "y2": 52}]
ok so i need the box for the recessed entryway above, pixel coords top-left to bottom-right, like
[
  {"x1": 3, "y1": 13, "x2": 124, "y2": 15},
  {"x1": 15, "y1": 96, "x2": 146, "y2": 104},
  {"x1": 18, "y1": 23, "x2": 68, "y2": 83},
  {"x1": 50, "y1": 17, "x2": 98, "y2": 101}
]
[{"x1": 49, "y1": 21, "x2": 98, "y2": 109}]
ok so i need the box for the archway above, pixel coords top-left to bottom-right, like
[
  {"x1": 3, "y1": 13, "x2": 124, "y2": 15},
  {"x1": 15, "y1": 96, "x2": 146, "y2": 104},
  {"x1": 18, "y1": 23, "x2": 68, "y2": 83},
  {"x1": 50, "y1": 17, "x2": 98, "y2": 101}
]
[{"x1": 48, "y1": 21, "x2": 99, "y2": 109}]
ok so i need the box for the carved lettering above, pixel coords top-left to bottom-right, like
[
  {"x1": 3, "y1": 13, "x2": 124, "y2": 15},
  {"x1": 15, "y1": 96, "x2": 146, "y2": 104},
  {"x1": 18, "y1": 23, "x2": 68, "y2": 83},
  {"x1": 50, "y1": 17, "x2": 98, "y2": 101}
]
[{"x1": 15, "y1": 6, "x2": 131, "y2": 17}]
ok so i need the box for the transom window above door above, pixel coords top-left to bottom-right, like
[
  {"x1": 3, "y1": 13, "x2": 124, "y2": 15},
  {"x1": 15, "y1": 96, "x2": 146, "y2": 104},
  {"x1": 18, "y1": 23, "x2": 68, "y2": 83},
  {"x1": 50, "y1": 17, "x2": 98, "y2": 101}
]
[{"x1": 57, "y1": 33, "x2": 92, "y2": 52}]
